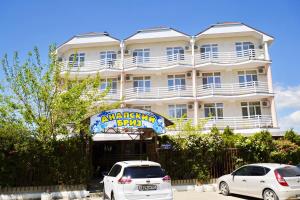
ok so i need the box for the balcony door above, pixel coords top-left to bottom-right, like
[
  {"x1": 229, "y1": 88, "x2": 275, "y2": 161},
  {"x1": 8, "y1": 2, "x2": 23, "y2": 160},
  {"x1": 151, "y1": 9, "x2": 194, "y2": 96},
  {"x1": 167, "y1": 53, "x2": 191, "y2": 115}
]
[
  {"x1": 241, "y1": 102, "x2": 262, "y2": 118},
  {"x1": 200, "y1": 44, "x2": 218, "y2": 59},
  {"x1": 235, "y1": 42, "x2": 255, "y2": 58},
  {"x1": 204, "y1": 103, "x2": 224, "y2": 119},
  {"x1": 202, "y1": 72, "x2": 221, "y2": 88},
  {"x1": 168, "y1": 74, "x2": 186, "y2": 91},
  {"x1": 68, "y1": 53, "x2": 85, "y2": 67},
  {"x1": 168, "y1": 104, "x2": 187, "y2": 119},
  {"x1": 133, "y1": 76, "x2": 151, "y2": 92},
  {"x1": 100, "y1": 78, "x2": 117, "y2": 93},
  {"x1": 100, "y1": 51, "x2": 117, "y2": 67},
  {"x1": 238, "y1": 70, "x2": 258, "y2": 87},
  {"x1": 133, "y1": 49, "x2": 150, "y2": 63},
  {"x1": 166, "y1": 47, "x2": 184, "y2": 61}
]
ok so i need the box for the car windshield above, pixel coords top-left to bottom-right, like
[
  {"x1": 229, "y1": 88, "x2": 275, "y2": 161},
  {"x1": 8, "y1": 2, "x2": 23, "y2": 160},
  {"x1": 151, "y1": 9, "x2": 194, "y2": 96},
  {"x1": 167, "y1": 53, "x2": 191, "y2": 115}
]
[
  {"x1": 123, "y1": 166, "x2": 166, "y2": 178},
  {"x1": 277, "y1": 166, "x2": 300, "y2": 177}
]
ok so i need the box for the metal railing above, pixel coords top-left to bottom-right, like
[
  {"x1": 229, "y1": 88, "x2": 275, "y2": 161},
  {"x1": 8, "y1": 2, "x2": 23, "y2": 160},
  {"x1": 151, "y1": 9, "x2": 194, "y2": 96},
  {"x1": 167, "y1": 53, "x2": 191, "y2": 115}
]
[
  {"x1": 60, "y1": 59, "x2": 122, "y2": 72},
  {"x1": 124, "y1": 54, "x2": 192, "y2": 69},
  {"x1": 100, "y1": 89, "x2": 120, "y2": 100},
  {"x1": 124, "y1": 86, "x2": 193, "y2": 99},
  {"x1": 195, "y1": 49, "x2": 265, "y2": 65},
  {"x1": 197, "y1": 81, "x2": 270, "y2": 97}
]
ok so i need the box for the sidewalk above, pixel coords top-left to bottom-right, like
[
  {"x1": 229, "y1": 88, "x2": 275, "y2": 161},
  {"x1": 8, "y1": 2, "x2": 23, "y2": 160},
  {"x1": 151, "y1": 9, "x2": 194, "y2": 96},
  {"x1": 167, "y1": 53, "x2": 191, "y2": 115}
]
[{"x1": 173, "y1": 191, "x2": 258, "y2": 200}]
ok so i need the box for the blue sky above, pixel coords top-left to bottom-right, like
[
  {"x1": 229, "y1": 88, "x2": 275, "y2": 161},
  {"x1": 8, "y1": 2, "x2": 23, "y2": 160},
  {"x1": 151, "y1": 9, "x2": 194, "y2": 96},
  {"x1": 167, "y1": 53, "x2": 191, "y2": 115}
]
[{"x1": 1, "y1": 0, "x2": 300, "y2": 131}]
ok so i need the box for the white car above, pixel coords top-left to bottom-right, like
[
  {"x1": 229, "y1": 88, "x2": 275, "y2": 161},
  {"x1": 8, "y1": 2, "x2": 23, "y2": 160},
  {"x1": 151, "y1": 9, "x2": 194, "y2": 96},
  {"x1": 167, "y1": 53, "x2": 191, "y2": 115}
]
[
  {"x1": 102, "y1": 160, "x2": 173, "y2": 200},
  {"x1": 217, "y1": 163, "x2": 300, "y2": 200}
]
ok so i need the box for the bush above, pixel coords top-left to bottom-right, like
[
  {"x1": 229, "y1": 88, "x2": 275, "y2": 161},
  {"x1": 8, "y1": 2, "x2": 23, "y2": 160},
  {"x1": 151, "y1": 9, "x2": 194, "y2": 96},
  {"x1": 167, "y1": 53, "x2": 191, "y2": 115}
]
[
  {"x1": 284, "y1": 129, "x2": 300, "y2": 145},
  {"x1": 271, "y1": 139, "x2": 300, "y2": 164}
]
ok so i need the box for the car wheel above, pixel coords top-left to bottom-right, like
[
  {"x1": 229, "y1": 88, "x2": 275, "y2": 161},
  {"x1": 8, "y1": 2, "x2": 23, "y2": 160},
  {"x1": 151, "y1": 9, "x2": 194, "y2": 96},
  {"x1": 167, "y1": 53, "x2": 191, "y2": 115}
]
[
  {"x1": 102, "y1": 188, "x2": 106, "y2": 200},
  {"x1": 220, "y1": 182, "x2": 230, "y2": 196},
  {"x1": 263, "y1": 189, "x2": 278, "y2": 200}
]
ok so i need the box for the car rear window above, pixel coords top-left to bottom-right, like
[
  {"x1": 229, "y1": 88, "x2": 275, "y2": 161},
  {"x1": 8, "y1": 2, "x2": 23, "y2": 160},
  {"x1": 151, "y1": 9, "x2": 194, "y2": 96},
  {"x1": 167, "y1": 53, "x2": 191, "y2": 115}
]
[
  {"x1": 123, "y1": 166, "x2": 166, "y2": 178},
  {"x1": 277, "y1": 166, "x2": 300, "y2": 177}
]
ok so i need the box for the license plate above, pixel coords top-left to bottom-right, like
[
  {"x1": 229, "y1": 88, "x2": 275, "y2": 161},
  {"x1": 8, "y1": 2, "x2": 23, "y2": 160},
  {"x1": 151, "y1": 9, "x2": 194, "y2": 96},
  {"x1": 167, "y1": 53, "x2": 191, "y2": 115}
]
[{"x1": 138, "y1": 184, "x2": 157, "y2": 191}]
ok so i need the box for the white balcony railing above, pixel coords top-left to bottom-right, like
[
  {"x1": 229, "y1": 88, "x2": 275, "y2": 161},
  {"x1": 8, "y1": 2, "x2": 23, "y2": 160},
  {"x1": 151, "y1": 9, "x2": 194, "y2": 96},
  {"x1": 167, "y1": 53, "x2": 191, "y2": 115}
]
[
  {"x1": 124, "y1": 54, "x2": 192, "y2": 69},
  {"x1": 60, "y1": 59, "x2": 122, "y2": 72},
  {"x1": 195, "y1": 49, "x2": 265, "y2": 65},
  {"x1": 100, "y1": 89, "x2": 120, "y2": 100},
  {"x1": 169, "y1": 115, "x2": 273, "y2": 130},
  {"x1": 197, "y1": 81, "x2": 270, "y2": 97},
  {"x1": 124, "y1": 86, "x2": 193, "y2": 100},
  {"x1": 201, "y1": 115, "x2": 273, "y2": 130}
]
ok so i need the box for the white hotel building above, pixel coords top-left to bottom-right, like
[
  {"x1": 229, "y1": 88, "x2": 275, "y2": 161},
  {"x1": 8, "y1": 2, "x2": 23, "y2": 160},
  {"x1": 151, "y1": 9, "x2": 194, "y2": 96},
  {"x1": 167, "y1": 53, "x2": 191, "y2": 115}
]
[{"x1": 57, "y1": 22, "x2": 279, "y2": 135}]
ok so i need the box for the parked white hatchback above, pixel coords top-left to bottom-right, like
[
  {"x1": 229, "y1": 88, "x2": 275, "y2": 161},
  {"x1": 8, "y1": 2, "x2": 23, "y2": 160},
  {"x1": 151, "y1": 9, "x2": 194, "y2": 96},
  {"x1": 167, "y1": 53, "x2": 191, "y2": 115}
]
[
  {"x1": 217, "y1": 163, "x2": 300, "y2": 200},
  {"x1": 103, "y1": 160, "x2": 173, "y2": 200}
]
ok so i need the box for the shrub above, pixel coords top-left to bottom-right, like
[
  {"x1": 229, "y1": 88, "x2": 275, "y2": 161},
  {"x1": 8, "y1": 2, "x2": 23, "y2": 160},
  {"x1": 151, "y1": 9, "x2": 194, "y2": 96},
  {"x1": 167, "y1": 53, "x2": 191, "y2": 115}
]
[{"x1": 271, "y1": 139, "x2": 300, "y2": 164}]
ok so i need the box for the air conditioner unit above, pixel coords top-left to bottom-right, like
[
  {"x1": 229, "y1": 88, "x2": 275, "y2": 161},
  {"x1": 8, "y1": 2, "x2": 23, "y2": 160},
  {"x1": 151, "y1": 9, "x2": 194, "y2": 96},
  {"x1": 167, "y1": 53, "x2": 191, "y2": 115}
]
[
  {"x1": 196, "y1": 71, "x2": 201, "y2": 77},
  {"x1": 259, "y1": 45, "x2": 263, "y2": 49},
  {"x1": 188, "y1": 104, "x2": 193, "y2": 109},
  {"x1": 185, "y1": 46, "x2": 190, "y2": 51},
  {"x1": 186, "y1": 71, "x2": 192, "y2": 78},
  {"x1": 124, "y1": 49, "x2": 131, "y2": 55},
  {"x1": 125, "y1": 75, "x2": 132, "y2": 81},
  {"x1": 194, "y1": 45, "x2": 198, "y2": 50},
  {"x1": 258, "y1": 66, "x2": 266, "y2": 74},
  {"x1": 262, "y1": 100, "x2": 270, "y2": 107},
  {"x1": 198, "y1": 104, "x2": 202, "y2": 109},
  {"x1": 118, "y1": 76, "x2": 121, "y2": 81},
  {"x1": 117, "y1": 50, "x2": 121, "y2": 54}
]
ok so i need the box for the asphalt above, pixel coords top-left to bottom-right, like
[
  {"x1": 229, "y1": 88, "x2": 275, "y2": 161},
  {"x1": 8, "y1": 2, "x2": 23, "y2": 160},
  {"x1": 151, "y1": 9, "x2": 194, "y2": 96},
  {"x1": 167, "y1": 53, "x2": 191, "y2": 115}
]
[{"x1": 173, "y1": 191, "x2": 260, "y2": 200}]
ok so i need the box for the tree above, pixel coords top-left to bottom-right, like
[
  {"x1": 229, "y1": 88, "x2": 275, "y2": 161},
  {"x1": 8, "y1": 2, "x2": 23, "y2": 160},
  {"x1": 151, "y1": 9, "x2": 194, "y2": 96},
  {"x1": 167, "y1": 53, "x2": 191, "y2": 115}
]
[
  {"x1": 1, "y1": 45, "x2": 119, "y2": 141},
  {"x1": 284, "y1": 128, "x2": 300, "y2": 145}
]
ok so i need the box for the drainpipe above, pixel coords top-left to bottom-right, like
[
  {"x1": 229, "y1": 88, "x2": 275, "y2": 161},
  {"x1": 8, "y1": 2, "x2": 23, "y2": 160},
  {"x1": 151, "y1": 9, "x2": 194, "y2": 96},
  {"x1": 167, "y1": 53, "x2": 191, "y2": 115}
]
[
  {"x1": 120, "y1": 40, "x2": 125, "y2": 107},
  {"x1": 190, "y1": 36, "x2": 198, "y2": 127}
]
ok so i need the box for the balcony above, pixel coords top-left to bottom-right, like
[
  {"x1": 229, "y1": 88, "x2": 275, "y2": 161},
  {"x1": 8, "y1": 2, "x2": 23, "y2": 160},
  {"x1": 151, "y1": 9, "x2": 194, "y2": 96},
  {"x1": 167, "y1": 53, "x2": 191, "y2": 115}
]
[
  {"x1": 101, "y1": 89, "x2": 120, "y2": 100},
  {"x1": 124, "y1": 54, "x2": 192, "y2": 72},
  {"x1": 124, "y1": 86, "x2": 193, "y2": 101},
  {"x1": 195, "y1": 49, "x2": 266, "y2": 66},
  {"x1": 197, "y1": 81, "x2": 271, "y2": 99},
  {"x1": 169, "y1": 115, "x2": 273, "y2": 130},
  {"x1": 60, "y1": 59, "x2": 122, "y2": 74}
]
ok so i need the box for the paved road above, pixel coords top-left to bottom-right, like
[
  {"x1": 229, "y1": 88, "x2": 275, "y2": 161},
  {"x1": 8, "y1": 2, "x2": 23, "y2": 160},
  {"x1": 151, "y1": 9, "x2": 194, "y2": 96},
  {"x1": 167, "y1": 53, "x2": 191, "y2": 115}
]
[{"x1": 174, "y1": 191, "x2": 260, "y2": 200}]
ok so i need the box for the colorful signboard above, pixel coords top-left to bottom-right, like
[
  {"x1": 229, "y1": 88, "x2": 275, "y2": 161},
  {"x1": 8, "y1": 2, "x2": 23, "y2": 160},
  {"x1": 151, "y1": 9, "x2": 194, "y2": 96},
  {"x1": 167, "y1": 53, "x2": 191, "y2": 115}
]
[{"x1": 90, "y1": 108, "x2": 167, "y2": 134}]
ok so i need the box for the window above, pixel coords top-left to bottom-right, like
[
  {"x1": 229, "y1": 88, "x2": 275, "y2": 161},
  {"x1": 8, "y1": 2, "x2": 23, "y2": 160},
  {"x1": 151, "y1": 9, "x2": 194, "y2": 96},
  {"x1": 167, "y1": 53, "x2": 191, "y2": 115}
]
[
  {"x1": 100, "y1": 51, "x2": 117, "y2": 67},
  {"x1": 123, "y1": 166, "x2": 165, "y2": 179},
  {"x1": 168, "y1": 104, "x2": 187, "y2": 118},
  {"x1": 168, "y1": 74, "x2": 186, "y2": 90},
  {"x1": 235, "y1": 42, "x2": 255, "y2": 57},
  {"x1": 202, "y1": 72, "x2": 221, "y2": 88},
  {"x1": 166, "y1": 47, "x2": 184, "y2": 61},
  {"x1": 238, "y1": 70, "x2": 258, "y2": 87},
  {"x1": 241, "y1": 102, "x2": 262, "y2": 118},
  {"x1": 132, "y1": 105, "x2": 151, "y2": 111},
  {"x1": 108, "y1": 164, "x2": 122, "y2": 177},
  {"x1": 133, "y1": 76, "x2": 151, "y2": 92},
  {"x1": 200, "y1": 44, "x2": 218, "y2": 59},
  {"x1": 277, "y1": 166, "x2": 300, "y2": 177},
  {"x1": 100, "y1": 78, "x2": 117, "y2": 93},
  {"x1": 68, "y1": 53, "x2": 85, "y2": 67},
  {"x1": 234, "y1": 166, "x2": 270, "y2": 176},
  {"x1": 133, "y1": 49, "x2": 150, "y2": 63},
  {"x1": 204, "y1": 103, "x2": 223, "y2": 119},
  {"x1": 233, "y1": 166, "x2": 251, "y2": 176}
]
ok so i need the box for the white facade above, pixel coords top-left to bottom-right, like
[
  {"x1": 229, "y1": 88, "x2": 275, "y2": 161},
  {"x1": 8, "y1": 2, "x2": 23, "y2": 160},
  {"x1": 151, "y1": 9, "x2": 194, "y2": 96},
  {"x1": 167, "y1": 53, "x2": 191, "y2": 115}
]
[{"x1": 57, "y1": 23, "x2": 279, "y2": 135}]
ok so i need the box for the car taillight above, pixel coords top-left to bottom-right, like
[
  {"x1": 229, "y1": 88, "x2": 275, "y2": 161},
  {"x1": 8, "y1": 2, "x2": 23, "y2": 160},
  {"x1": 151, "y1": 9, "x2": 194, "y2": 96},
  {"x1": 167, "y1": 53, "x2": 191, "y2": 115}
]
[
  {"x1": 274, "y1": 170, "x2": 289, "y2": 186},
  {"x1": 162, "y1": 175, "x2": 171, "y2": 182},
  {"x1": 118, "y1": 176, "x2": 132, "y2": 184}
]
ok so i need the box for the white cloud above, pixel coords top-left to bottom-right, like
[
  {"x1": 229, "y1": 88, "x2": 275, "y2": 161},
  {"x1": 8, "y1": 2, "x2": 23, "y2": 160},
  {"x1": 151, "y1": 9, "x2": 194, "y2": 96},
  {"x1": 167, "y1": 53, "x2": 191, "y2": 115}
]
[
  {"x1": 280, "y1": 110, "x2": 300, "y2": 131},
  {"x1": 274, "y1": 84, "x2": 300, "y2": 110}
]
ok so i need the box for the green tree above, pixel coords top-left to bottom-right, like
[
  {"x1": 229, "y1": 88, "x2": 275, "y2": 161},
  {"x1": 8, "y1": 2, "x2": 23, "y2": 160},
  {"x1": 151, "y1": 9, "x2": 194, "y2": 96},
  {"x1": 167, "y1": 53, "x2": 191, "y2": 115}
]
[
  {"x1": 284, "y1": 128, "x2": 300, "y2": 145},
  {"x1": 1, "y1": 45, "x2": 118, "y2": 140}
]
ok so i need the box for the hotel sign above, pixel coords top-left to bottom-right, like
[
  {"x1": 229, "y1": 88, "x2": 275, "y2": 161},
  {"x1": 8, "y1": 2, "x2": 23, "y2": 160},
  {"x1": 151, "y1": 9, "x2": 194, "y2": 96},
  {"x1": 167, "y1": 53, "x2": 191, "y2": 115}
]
[{"x1": 90, "y1": 108, "x2": 167, "y2": 134}]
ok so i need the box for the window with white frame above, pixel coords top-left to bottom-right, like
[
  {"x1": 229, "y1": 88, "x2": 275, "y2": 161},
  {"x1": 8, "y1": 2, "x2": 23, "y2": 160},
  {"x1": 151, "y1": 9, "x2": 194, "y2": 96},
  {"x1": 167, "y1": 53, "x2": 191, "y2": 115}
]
[
  {"x1": 238, "y1": 70, "x2": 258, "y2": 87},
  {"x1": 168, "y1": 74, "x2": 186, "y2": 90},
  {"x1": 68, "y1": 53, "x2": 85, "y2": 67},
  {"x1": 241, "y1": 101, "x2": 262, "y2": 118},
  {"x1": 100, "y1": 78, "x2": 117, "y2": 93},
  {"x1": 133, "y1": 49, "x2": 150, "y2": 63},
  {"x1": 200, "y1": 44, "x2": 218, "y2": 59},
  {"x1": 235, "y1": 42, "x2": 255, "y2": 57},
  {"x1": 132, "y1": 105, "x2": 151, "y2": 111},
  {"x1": 168, "y1": 104, "x2": 187, "y2": 118},
  {"x1": 166, "y1": 47, "x2": 184, "y2": 61},
  {"x1": 133, "y1": 76, "x2": 151, "y2": 92},
  {"x1": 100, "y1": 51, "x2": 117, "y2": 67},
  {"x1": 202, "y1": 72, "x2": 221, "y2": 88},
  {"x1": 204, "y1": 103, "x2": 224, "y2": 119}
]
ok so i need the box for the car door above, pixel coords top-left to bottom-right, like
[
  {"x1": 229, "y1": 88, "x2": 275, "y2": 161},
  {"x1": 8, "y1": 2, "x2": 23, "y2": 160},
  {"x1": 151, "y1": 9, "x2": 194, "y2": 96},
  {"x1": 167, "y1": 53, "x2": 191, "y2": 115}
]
[
  {"x1": 104, "y1": 164, "x2": 122, "y2": 197},
  {"x1": 246, "y1": 166, "x2": 270, "y2": 198},
  {"x1": 230, "y1": 166, "x2": 252, "y2": 195}
]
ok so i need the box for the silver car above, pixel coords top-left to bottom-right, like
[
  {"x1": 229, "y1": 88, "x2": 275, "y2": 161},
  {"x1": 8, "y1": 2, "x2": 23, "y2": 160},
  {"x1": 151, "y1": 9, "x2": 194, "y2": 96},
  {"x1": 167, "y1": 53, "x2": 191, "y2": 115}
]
[{"x1": 217, "y1": 163, "x2": 300, "y2": 200}]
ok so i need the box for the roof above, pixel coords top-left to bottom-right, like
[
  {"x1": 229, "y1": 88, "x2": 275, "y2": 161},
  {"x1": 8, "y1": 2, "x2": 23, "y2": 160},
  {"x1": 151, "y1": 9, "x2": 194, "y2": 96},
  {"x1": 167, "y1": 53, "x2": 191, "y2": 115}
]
[
  {"x1": 196, "y1": 22, "x2": 274, "y2": 43},
  {"x1": 247, "y1": 163, "x2": 290, "y2": 169},
  {"x1": 116, "y1": 160, "x2": 161, "y2": 167}
]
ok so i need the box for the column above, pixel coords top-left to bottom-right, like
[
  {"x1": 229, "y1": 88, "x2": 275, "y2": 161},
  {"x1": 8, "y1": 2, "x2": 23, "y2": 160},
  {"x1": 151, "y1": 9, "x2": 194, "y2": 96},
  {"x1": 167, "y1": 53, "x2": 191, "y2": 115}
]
[
  {"x1": 271, "y1": 98, "x2": 278, "y2": 128},
  {"x1": 190, "y1": 36, "x2": 198, "y2": 126},
  {"x1": 264, "y1": 42, "x2": 270, "y2": 61},
  {"x1": 120, "y1": 41, "x2": 125, "y2": 107}
]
